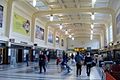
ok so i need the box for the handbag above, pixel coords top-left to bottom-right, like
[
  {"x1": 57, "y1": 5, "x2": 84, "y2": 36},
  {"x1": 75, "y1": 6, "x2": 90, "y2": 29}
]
[
  {"x1": 78, "y1": 61, "x2": 84, "y2": 65},
  {"x1": 81, "y1": 61, "x2": 84, "y2": 65}
]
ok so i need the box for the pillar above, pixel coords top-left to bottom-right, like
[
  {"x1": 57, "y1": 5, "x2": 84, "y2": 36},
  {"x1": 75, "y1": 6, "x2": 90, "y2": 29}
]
[
  {"x1": 53, "y1": 29, "x2": 56, "y2": 48},
  {"x1": 100, "y1": 34, "x2": 104, "y2": 48},
  {"x1": 112, "y1": 13, "x2": 117, "y2": 43},
  {"x1": 5, "y1": 0, "x2": 13, "y2": 37},
  {"x1": 31, "y1": 14, "x2": 36, "y2": 43},
  {"x1": 45, "y1": 25, "x2": 48, "y2": 45}
]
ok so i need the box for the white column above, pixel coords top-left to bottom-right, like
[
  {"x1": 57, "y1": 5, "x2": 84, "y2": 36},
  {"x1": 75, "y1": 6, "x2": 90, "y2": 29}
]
[
  {"x1": 5, "y1": 0, "x2": 13, "y2": 37},
  {"x1": 53, "y1": 29, "x2": 56, "y2": 48},
  {"x1": 31, "y1": 15, "x2": 36, "y2": 43},
  {"x1": 112, "y1": 13, "x2": 117, "y2": 43},
  {"x1": 59, "y1": 35, "x2": 62, "y2": 49},
  {"x1": 45, "y1": 25, "x2": 48, "y2": 45},
  {"x1": 8, "y1": 42, "x2": 16, "y2": 67},
  {"x1": 100, "y1": 34, "x2": 104, "y2": 48}
]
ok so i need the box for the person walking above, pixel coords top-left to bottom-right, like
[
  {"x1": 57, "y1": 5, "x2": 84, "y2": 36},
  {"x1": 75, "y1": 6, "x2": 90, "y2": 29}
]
[
  {"x1": 39, "y1": 51, "x2": 46, "y2": 73},
  {"x1": 75, "y1": 52, "x2": 84, "y2": 76},
  {"x1": 84, "y1": 52, "x2": 93, "y2": 76},
  {"x1": 61, "y1": 53, "x2": 72, "y2": 73},
  {"x1": 98, "y1": 54, "x2": 103, "y2": 67},
  {"x1": 47, "y1": 50, "x2": 50, "y2": 63},
  {"x1": 26, "y1": 53, "x2": 29, "y2": 66},
  {"x1": 71, "y1": 53, "x2": 74, "y2": 60}
]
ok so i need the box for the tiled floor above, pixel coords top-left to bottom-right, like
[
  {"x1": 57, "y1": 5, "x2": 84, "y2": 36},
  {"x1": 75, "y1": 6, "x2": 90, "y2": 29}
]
[{"x1": 0, "y1": 61, "x2": 102, "y2": 80}]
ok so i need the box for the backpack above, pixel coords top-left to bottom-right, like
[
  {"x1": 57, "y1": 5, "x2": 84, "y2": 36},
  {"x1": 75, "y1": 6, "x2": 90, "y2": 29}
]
[{"x1": 75, "y1": 55, "x2": 83, "y2": 63}]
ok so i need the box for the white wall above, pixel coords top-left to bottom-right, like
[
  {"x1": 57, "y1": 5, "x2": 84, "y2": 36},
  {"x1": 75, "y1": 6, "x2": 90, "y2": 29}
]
[
  {"x1": 47, "y1": 26, "x2": 55, "y2": 49},
  {"x1": 116, "y1": 2, "x2": 120, "y2": 42},
  {"x1": 60, "y1": 36, "x2": 67, "y2": 50},
  {"x1": 34, "y1": 18, "x2": 46, "y2": 47},
  {"x1": 0, "y1": 0, "x2": 67, "y2": 50},
  {"x1": 0, "y1": 0, "x2": 8, "y2": 41},
  {"x1": 9, "y1": 1, "x2": 35, "y2": 45},
  {"x1": 110, "y1": 0, "x2": 120, "y2": 13},
  {"x1": 110, "y1": 0, "x2": 120, "y2": 43},
  {"x1": 67, "y1": 37, "x2": 100, "y2": 49},
  {"x1": 55, "y1": 32, "x2": 60, "y2": 49}
]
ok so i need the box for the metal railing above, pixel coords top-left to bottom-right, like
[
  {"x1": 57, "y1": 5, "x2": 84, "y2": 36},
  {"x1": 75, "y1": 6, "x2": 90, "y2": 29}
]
[{"x1": 97, "y1": 67, "x2": 106, "y2": 80}]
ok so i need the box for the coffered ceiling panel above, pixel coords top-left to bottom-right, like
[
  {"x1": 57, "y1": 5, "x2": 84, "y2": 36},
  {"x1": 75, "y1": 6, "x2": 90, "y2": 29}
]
[{"x1": 25, "y1": 0, "x2": 111, "y2": 38}]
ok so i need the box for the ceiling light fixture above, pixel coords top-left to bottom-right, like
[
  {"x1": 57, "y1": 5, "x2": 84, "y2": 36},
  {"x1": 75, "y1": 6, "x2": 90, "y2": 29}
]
[
  {"x1": 91, "y1": 24, "x2": 94, "y2": 29},
  {"x1": 50, "y1": 14, "x2": 53, "y2": 21},
  {"x1": 91, "y1": 30, "x2": 93, "y2": 34},
  {"x1": 90, "y1": 34, "x2": 93, "y2": 40},
  {"x1": 56, "y1": 37, "x2": 58, "y2": 40},
  {"x1": 65, "y1": 30, "x2": 68, "y2": 35},
  {"x1": 92, "y1": 0, "x2": 96, "y2": 8},
  {"x1": 33, "y1": 0, "x2": 36, "y2": 7},
  {"x1": 91, "y1": 14, "x2": 95, "y2": 20},
  {"x1": 72, "y1": 37, "x2": 74, "y2": 40},
  {"x1": 60, "y1": 24, "x2": 63, "y2": 30},
  {"x1": 92, "y1": 0, "x2": 96, "y2": 4},
  {"x1": 69, "y1": 35, "x2": 72, "y2": 38}
]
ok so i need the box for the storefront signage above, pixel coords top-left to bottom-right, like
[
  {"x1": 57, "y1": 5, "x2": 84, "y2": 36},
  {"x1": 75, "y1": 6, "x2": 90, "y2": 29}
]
[{"x1": 9, "y1": 39, "x2": 15, "y2": 43}]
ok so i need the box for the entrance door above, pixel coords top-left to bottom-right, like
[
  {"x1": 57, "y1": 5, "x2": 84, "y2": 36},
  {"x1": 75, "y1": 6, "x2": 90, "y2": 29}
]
[
  {"x1": 0, "y1": 48, "x2": 3, "y2": 64},
  {"x1": 3, "y1": 48, "x2": 8, "y2": 64},
  {"x1": 17, "y1": 49, "x2": 23, "y2": 63}
]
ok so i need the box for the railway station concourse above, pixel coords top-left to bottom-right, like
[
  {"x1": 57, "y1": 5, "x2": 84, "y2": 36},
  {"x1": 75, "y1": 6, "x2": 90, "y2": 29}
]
[{"x1": 0, "y1": 0, "x2": 120, "y2": 80}]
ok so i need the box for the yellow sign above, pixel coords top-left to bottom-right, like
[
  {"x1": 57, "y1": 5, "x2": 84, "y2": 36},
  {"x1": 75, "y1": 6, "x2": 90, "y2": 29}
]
[
  {"x1": 74, "y1": 48, "x2": 85, "y2": 52},
  {"x1": 13, "y1": 12, "x2": 30, "y2": 36}
]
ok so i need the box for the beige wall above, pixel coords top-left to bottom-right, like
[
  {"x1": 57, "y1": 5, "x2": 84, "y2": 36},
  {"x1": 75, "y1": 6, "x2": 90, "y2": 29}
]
[
  {"x1": 115, "y1": 1, "x2": 120, "y2": 42},
  {"x1": 0, "y1": 0, "x2": 67, "y2": 50},
  {"x1": 9, "y1": 1, "x2": 32, "y2": 44},
  {"x1": 67, "y1": 37, "x2": 100, "y2": 49},
  {"x1": 34, "y1": 18, "x2": 46, "y2": 47},
  {"x1": 0, "y1": 0, "x2": 8, "y2": 41},
  {"x1": 109, "y1": 0, "x2": 120, "y2": 44}
]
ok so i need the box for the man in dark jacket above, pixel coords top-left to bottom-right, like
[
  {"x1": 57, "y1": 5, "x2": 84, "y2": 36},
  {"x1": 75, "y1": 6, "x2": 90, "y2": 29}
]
[
  {"x1": 39, "y1": 51, "x2": 46, "y2": 73},
  {"x1": 85, "y1": 52, "x2": 93, "y2": 76},
  {"x1": 26, "y1": 53, "x2": 29, "y2": 66},
  {"x1": 75, "y1": 52, "x2": 84, "y2": 76}
]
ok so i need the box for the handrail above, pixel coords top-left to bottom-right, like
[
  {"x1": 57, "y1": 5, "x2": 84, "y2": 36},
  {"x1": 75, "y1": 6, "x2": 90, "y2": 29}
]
[
  {"x1": 106, "y1": 72, "x2": 116, "y2": 80},
  {"x1": 97, "y1": 67, "x2": 106, "y2": 80}
]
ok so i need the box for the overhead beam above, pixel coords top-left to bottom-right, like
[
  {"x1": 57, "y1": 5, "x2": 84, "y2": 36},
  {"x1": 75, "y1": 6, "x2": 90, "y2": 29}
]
[
  {"x1": 62, "y1": 25, "x2": 104, "y2": 30},
  {"x1": 69, "y1": 30, "x2": 102, "y2": 34},
  {"x1": 48, "y1": 2, "x2": 108, "y2": 6},
  {"x1": 73, "y1": 35, "x2": 100, "y2": 38},
  {"x1": 56, "y1": 29, "x2": 101, "y2": 35},
  {"x1": 34, "y1": 7, "x2": 114, "y2": 17},
  {"x1": 47, "y1": 19, "x2": 108, "y2": 25}
]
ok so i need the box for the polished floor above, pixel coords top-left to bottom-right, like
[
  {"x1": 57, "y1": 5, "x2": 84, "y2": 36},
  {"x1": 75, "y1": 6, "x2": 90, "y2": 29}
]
[{"x1": 0, "y1": 60, "x2": 102, "y2": 80}]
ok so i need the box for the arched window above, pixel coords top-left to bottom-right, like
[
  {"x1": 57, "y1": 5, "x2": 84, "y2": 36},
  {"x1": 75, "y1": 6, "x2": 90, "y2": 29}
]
[
  {"x1": 106, "y1": 27, "x2": 109, "y2": 44},
  {"x1": 109, "y1": 25, "x2": 113, "y2": 42}
]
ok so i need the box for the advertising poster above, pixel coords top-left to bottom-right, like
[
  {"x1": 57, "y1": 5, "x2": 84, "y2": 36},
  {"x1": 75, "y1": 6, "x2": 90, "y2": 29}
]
[
  {"x1": 56, "y1": 36, "x2": 59, "y2": 44},
  {"x1": 13, "y1": 12, "x2": 30, "y2": 36},
  {"x1": 48, "y1": 31, "x2": 53, "y2": 43},
  {"x1": 61, "y1": 39, "x2": 64, "y2": 46},
  {"x1": 116, "y1": 13, "x2": 120, "y2": 35},
  {"x1": 0, "y1": 5, "x2": 3, "y2": 28},
  {"x1": 35, "y1": 25, "x2": 44, "y2": 40}
]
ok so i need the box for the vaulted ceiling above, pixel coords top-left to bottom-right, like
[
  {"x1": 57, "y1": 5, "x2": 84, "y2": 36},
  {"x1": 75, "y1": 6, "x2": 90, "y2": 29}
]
[{"x1": 25, "y1": 0, "x2": 113, "y2": 38}]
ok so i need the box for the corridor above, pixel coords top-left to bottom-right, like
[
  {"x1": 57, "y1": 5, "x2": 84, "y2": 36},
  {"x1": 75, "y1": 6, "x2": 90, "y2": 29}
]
[{"x1": 0, "y1": 61, "x2": 102, "y2": 80}]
